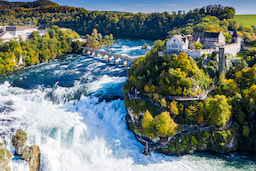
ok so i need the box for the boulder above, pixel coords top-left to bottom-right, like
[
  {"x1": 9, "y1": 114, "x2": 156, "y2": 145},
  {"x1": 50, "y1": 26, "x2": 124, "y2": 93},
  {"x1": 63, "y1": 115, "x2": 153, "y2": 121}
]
[
  {"x1": 0, "y1": 144, "x2": 12, "y2": 171},
  {"x1": 12, "y1": 129, "x2": 27, "y2": 155},
  {"x1": 21, "y1": 145, "x2": 40, "y2": 171}
]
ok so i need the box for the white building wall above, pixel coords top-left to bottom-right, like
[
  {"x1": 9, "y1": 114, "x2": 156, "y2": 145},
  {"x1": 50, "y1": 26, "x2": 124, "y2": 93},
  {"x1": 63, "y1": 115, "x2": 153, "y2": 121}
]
[
  {"x1": 224, "y1": 43, "x2": 241, "y2": 57},
  {"x1": 166, "y1": 37, "x2": 184, "y2": 53},
  {"x1": 0, "y1": 32, "x2": 14, "y2": 39},
  {"x1": 184, "y1": 49, "x2": 216, "y2": 59},
  {"x1": 218, "y1": 31, "x2": 226, "y2": 45}
]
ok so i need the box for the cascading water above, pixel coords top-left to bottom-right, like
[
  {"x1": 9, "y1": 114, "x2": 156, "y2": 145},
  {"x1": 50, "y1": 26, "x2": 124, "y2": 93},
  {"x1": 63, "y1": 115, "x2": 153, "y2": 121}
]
[{"x1": 0, "y1": 39, "x2": 255, "y2": 171}]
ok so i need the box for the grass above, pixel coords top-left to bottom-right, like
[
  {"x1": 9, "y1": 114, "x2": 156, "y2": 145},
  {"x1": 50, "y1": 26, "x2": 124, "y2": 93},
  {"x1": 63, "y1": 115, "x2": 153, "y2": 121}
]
[
  {"x1": 234, "y1": 15, "x2": 256, "y2": 26},
  {"x1": 234, "y1": 50, "x2": 247, "y2": 59}
]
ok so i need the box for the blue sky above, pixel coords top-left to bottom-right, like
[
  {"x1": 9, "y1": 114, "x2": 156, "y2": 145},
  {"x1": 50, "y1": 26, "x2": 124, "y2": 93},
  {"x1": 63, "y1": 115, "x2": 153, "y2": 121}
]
[{"x1": 8, "y1": 0, "x2": 256, "y2": 14}]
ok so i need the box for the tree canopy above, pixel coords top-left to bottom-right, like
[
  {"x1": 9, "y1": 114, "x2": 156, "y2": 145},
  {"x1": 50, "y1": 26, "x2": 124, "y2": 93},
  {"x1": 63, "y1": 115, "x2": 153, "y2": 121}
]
[{"x1": 206, "y1": 95, "x2": 232, "y2": 127}]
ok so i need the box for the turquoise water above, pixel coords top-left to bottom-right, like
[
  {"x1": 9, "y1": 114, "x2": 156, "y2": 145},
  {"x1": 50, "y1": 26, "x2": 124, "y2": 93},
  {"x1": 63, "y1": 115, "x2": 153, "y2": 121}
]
[{"x1": 0, "y1": 39, "x2": 255, "y2": 171}]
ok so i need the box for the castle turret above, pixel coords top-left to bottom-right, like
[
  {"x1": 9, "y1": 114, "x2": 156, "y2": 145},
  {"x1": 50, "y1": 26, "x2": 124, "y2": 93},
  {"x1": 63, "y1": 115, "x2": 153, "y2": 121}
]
[{"x1": 232, "y1": 30, "x2": 240, "y2": 44}]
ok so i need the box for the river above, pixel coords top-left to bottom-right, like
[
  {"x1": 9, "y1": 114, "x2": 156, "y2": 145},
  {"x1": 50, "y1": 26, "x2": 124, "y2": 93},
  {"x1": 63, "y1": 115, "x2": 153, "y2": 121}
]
[{"x1": 0, "y1": 39, "x2": 255, "y2": 171}]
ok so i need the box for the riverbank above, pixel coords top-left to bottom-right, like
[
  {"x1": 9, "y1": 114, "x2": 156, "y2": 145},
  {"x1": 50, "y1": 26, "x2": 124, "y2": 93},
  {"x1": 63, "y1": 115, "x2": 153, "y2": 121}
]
[{"x1": 126, "y1": 104, "x2": 237, "y2": 155}]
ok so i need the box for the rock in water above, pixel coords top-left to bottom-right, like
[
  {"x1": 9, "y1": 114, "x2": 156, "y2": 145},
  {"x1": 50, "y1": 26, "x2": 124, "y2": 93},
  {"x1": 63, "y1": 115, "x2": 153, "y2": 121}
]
[
  {"x1": 12, "y1": 129, "x2": 40, "y2": 171},
  {"x1": 12, "y1": 129, "x2": 27, "y2": 155},
  {"x1": 0, "y1": 144, "x2": 12, "y2": 171},
  {"x1": 21, "y1": 145, "x2": 40, "y2": 171}
]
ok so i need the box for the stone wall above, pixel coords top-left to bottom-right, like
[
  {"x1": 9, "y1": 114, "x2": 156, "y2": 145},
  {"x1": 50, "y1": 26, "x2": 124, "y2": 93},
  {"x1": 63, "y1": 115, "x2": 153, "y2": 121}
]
[
  {"x1": 224, "y1": 43, "x2": 241, "y2": 57},
  {"x1": 184, "y1": 48, "x2": 216, "y2": 59}
]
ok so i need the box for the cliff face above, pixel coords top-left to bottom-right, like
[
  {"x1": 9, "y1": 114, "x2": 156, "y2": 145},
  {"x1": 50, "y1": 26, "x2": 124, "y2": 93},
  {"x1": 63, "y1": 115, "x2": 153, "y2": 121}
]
[{"x1": 0, "y1": 144, "x2": 12, "y2": 171}]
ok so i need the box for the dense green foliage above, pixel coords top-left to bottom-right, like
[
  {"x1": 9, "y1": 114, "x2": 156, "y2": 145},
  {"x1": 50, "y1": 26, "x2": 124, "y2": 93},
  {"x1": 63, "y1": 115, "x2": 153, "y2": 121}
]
[
  {"x1": 125, "y1": 35, "x2": 256, "y2": 153},
  {"x1": 0, "y1": 0, "x2": 58, "y2": 9},
  {"x1": 124, "y1": 48, "x2": 212, "y2": 97},
  {"x1": 160, "y1": 129, "x2": 235, "y2": 155},
  {"x1": 0, "y1": 2, "x2": 239, "y2": 40},
  {"x1": 155, "y1": 112, "x2": 177, "y2": 137},
  {"x1": 0, "y1": 25, "x2": 81, "y2": 74},
  {"x1": 206, "y1": 95, "x2": 231, "y2": 127},
  {"x1": 86, "y1": 28, "x2": 113, "y2": 49},
  {"x1": 141, "y1": 111, "x2": 177, "y2": 138}
]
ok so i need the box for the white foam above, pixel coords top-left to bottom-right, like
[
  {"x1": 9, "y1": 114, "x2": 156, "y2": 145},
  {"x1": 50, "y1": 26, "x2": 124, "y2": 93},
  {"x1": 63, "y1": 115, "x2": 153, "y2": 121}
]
[
  {"x1": 0, "y1": 85, "x2": 246, "y2": 171},
  {"x1": 0, "y1": 39, "x2": 253, "y2": 171},
  {"x1": 86, "y1": 75, "x2": 127, "y2": 94}
]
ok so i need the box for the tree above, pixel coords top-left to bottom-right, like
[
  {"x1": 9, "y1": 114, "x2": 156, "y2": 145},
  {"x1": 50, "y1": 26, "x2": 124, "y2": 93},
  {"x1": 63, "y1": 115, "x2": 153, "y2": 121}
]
[
  {"x1": 160, "y1": 98, "x2": 167, "y2": 108},
  {"x1": 224, "y1": 79, "x2": 240, "y2": 97},
  {"x1": 169, "y1": 101, "x2": 179, "y2": 116},
  {"x1": 71, "y1": 41, "x2": 82, "y2": 53},
  {"x1": 155, "y1": 112, "x2": 177, "y2": 137},
  {"x1": 194, "y1": 42, "x2": 203, "y2": 50},
  {"x1": 223, "y1": 32, "x2": 232, "y2": 44},
  {"x1": 144, "y1": 84, "x2": 150, "y2": 93},
  {"x1": 235, "y1": 59, "x2": 248, "y2": 72},
  {"x1": 92, "y1": 28, "x2": 98, "y2": 39},
  {"x1": 205, "y1": 95, "x2": 232, "y2": 127},
  {"x1": 142, "y1": 110, "x2": 155, "y2": 133},
  {"x1": 242, "y1": 126, "x2": 250, "y2": 137},
  {"x1": 191, "y1": 136, "x2": 198, "y2": 145},
  {"x1": 152, "y1": 40, "x2": 165, "y2": 51}
]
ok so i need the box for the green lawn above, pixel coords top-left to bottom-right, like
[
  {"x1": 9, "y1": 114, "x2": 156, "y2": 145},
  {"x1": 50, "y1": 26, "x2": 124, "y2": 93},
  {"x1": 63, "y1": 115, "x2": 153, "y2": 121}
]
[
  {"x1": 234, "y1": 15, "x2": 256, "y2": 26},
  {"x1": 235, "y1": 51, "x2": 247, "y2": 59}
]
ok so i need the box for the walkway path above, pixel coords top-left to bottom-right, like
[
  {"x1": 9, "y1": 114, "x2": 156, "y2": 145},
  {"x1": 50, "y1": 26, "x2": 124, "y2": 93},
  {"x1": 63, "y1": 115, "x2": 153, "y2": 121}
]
[
  {"x1": 165, "y1": 86, "x2": 215, "y2": 101},
  {"x1": 127, "y1": 85, "x2": 232, "y2": 150}
]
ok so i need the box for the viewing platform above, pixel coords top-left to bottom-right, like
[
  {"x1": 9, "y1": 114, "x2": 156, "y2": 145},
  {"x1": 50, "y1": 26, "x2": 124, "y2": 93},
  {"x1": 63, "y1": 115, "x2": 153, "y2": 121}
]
[{"x1": 82, "y1": 47, "x2": 136, "y2": 67}]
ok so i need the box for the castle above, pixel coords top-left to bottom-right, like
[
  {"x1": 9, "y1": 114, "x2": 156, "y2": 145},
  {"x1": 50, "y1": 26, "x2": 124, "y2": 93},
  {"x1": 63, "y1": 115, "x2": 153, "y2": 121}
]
[{"x1": 166, "y1": 31, "x2": 241, "y2": 58}]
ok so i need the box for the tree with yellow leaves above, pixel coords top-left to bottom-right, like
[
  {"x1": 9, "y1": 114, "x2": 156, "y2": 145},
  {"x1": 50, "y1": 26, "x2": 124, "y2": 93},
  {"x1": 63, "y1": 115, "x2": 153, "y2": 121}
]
[
  {"x1": 169, "y1": 101, "x2": 179, "y2": 117},
  {"x1": 92, "y1": 28, "x2": 98, "y2": 39},
  {"x1": 205, "y1": 95, "x2": 232, "y2": 127},
  {"x1": 142, "y1": 110, "x2": 155, "y2": 134},
  {"x1": 155, "y1": 112, "x2": 177, "y2": 137}
]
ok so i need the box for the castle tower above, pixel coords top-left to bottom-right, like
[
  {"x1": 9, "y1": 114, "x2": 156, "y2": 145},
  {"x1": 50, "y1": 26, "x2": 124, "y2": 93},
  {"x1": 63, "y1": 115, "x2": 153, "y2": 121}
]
[
  {"x1": 232, "y1": 30, "x2": 240, "y2": 44},
  {"x1": 219, "y1": 46, "x2": 225, "y2": 76}
]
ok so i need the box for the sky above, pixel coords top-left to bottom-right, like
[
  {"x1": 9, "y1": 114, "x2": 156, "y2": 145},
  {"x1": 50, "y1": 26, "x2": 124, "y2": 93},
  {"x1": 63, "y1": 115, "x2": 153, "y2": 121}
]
[{"x1": 6, "y1": 0, "x2": 256, "y2": 14}]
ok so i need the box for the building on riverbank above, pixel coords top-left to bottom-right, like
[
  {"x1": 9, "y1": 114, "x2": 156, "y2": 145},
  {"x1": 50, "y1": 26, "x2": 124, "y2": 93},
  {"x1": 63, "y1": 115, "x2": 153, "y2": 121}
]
[
  {"x1": 0, "y1": 25, "x2": 37, "y2": 42},
  {"x1": 166, "y1": 31, "x2": 241, "y2": 58}
]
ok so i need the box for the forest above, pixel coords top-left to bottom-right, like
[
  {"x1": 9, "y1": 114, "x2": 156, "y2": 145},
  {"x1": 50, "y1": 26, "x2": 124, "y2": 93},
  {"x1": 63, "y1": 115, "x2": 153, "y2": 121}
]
[
  {"x1": 0, "y1": 1, "x2": 244, "y2": 40},
  {"x1": 0, "y1": 25, "x2": 81, "y2": 74}
]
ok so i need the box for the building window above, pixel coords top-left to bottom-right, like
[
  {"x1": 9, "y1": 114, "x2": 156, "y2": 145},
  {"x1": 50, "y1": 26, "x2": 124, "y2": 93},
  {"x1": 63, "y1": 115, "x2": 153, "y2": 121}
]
[{"x1": 172, "y1": 43, "x2": 178, "y2": 48}]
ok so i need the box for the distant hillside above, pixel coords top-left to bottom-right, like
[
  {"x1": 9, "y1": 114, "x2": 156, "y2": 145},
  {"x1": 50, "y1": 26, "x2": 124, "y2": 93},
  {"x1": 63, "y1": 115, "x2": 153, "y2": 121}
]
[
  {"x1": 0, "y1": 0, "x2": 58, "y2": 9},
  {"x1": 234, "y1": 15, "x2": 256, "y2": 26}
]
